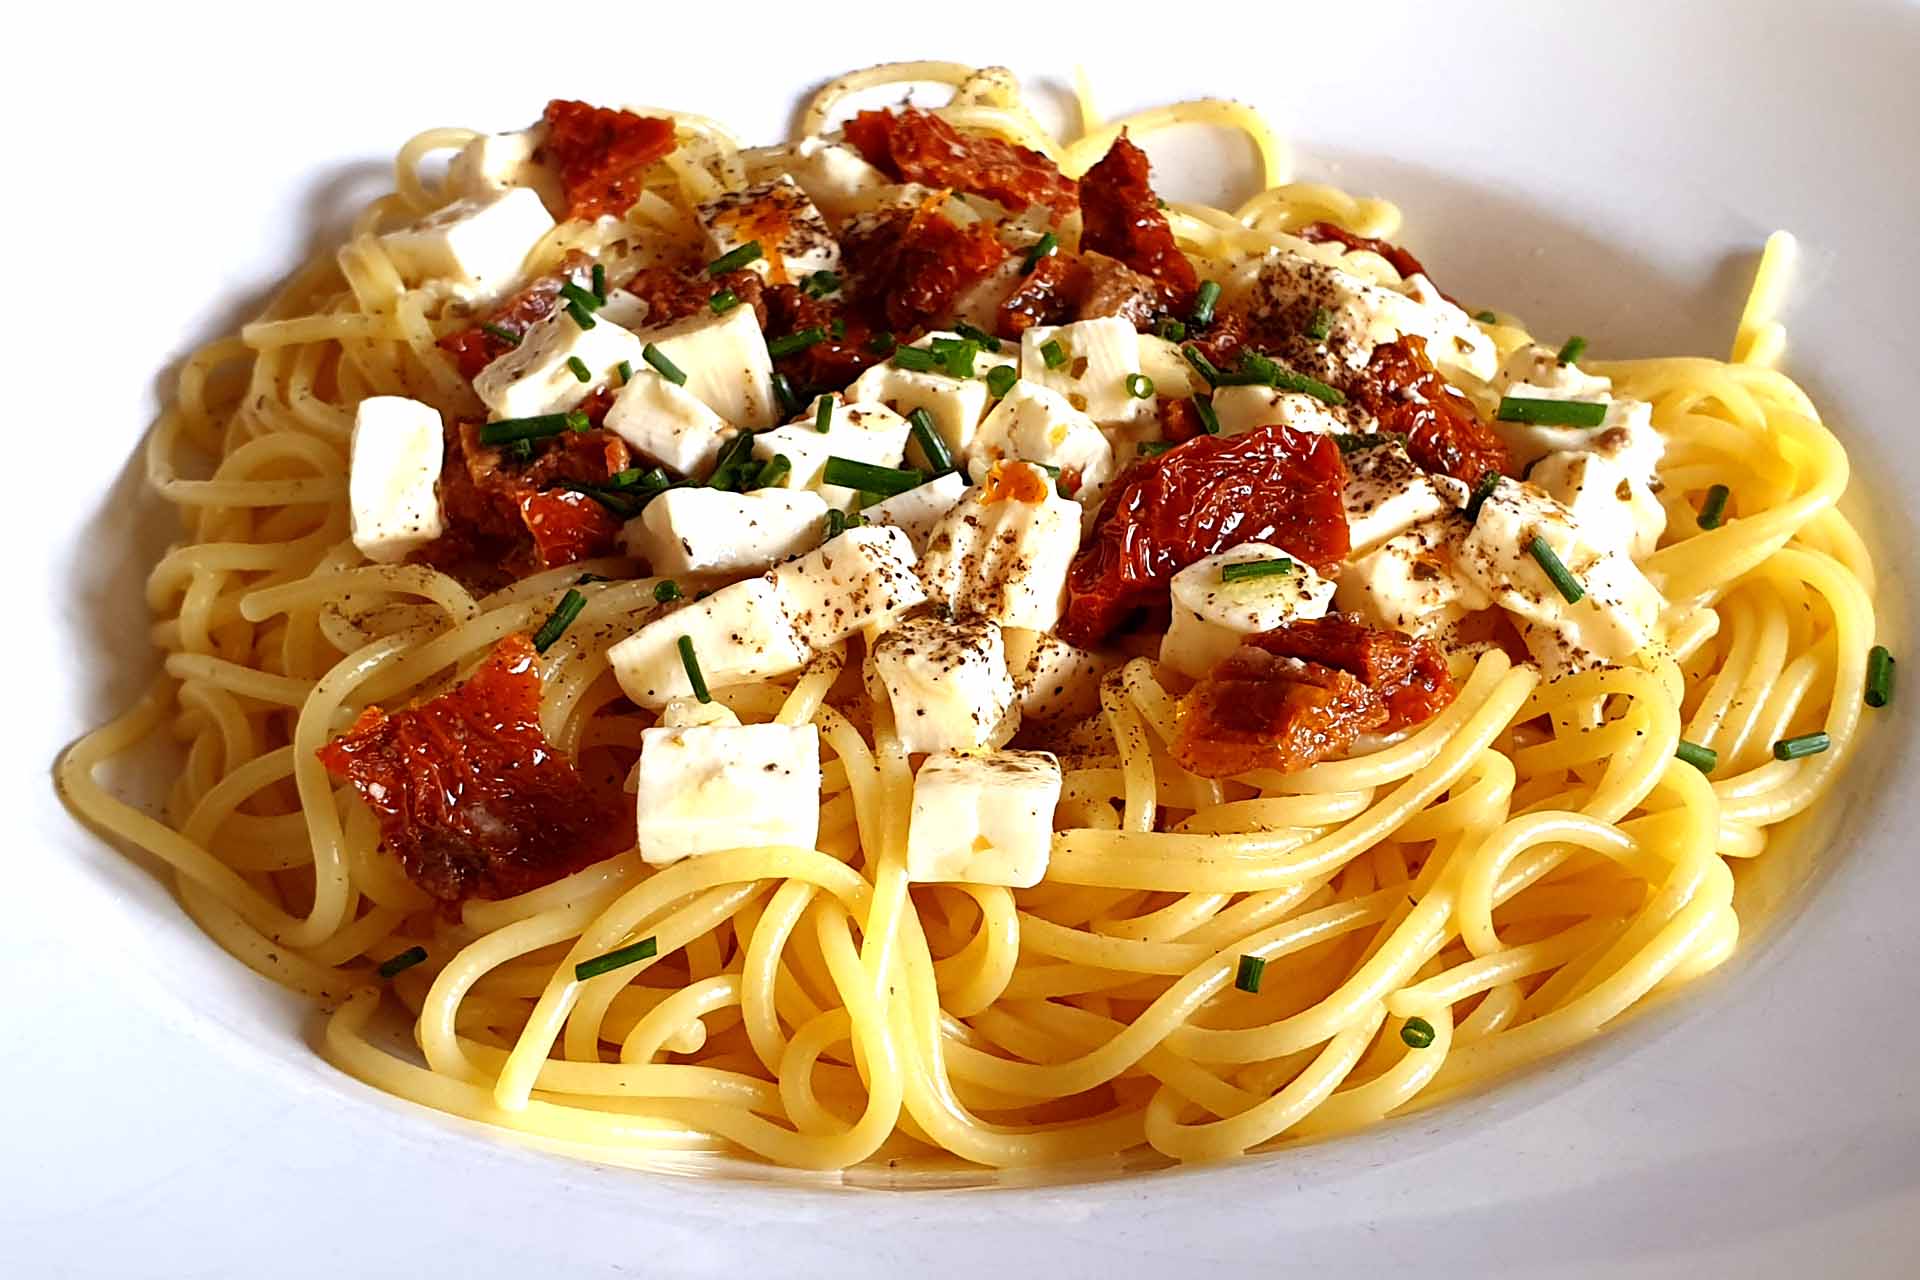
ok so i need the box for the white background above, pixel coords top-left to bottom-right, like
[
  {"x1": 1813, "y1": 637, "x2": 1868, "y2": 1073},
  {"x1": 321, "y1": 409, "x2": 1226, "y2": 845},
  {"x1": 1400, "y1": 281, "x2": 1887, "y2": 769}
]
[{"x1": 6, "y1": 1, "x2": 1920, "y2": 1275}]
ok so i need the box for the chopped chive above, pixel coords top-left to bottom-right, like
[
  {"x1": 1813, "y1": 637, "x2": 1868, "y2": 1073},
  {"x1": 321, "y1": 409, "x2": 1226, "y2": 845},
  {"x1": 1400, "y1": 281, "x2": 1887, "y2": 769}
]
[
  {"x1": 829, "y1": 316, "x2": 846, "y2": 342},
  {"x1": 566, "y1": 355, "x2": 592, "y2": 383},
  {"x1": 813, "y1": 395, "x2": 834, "y2": 433},
  {"x1": 706, "y1": 241, "x2": 763, "y2": 276},
  {"x1": 1304, "y1": 306, "x2": 1333, "y2": 342},
  {"x1": 478, "y1": 413, "x2": 573, "y2": 446},
  {"x1": 608, "y1": 467, "x2": 644, "y2": 488},
  {"x1": 866, "y1": 331, "x2": 897, "y2": 355},
  {"x1": 705, "y1": 431, "x2": 760, "y2": 491},
  {"x1": 953, "y1": 321, "x2": 1002, "y2": 352},
  {"x1": 1234, "y1": 954, "x2": 1265, "y2": 993},
  {"x1": 1496, "y1": 396, "x2": 1608, "y2": 427},
  {"x1": 1473, "y1": 309, "x2": 1498, "y2": 324},
  {"x1": 824, "y1": 508, "x2": 866, "y2": 538},
  {"x1": 480, "y1": 322, "x2": 522, "y2": 346},
  {"x1": 616, "y1": 359, "x2": 633, "y2": 386},
  {"x1": 1215, "y1": 352, "x2": 1348, "y2": 404},
  {"x1": 531, "y1": 589, "x2": 588, "y2": 653},
  {"x1": 1772, "y1": 732, "x2": 1830, "y2": 761},
  {"x1": 1125, "y1": 373, "x2": 1155, "y2": 399},
  {"x1": 1866, "y1": 645, "x2": 1896, "y2": 708},
  {"x1": 376, "y1": 945, "x2": 427, "y2": 979},
  {"x1": 907, "y1": 408, "x2": 953, "y2": 474},
  {"x1": 768, "y1": 327, "x2": 826, "y2": 358},
  {"x1": 822, "y1": 456, "x2": 926, "y2": 497},
  {"x1": 642, "y1": 343, "x2": 686, "y2": 386},
  {"x1": 574, "y1": 935, "x2": 659, "y2": 982},
  {"x1": 1190, "y1": 279, "x2": 1221, "y2": 327},
  {"x1": 802, "y1": 269, "x2": 842, "y2": 298},
  {"x1": 1039, "y1": 339, "x2": 1067, "y2": 369},
  {"x1": 1023, "y1": 230, "x2": 1058, "y2": 271},
  {"x1": 635, "y1": 466, "x2": 672, "y2": 492},
  {"x1": 891, "y1": 344, "x2": 941, "y2": 373},
  {"x1": 1556, "y1": 335, "x2": 1588, "y2": 366},
  {"x1": 1138, "y1": 440, "x2": 1176, "y2": 457},
  {"x1": 566, "y1": 410, "x2": 590, "y2": 433},
  {"x1": 770, "y1": 371, "x2": 801, "y2": 417},
  {"x1": 938, "y1": 338, "x2": 979, "y2": 378},
  {"x1": 1675, "y1": 739, "x2": 1718, "y2": 773},
  {"x1": 1156, "y1": 318, "x2": 1187, "y2": 342},
  {"x1": 708, "y1": 288, "x2": 741, "y2": 314},
  {"x1": 653, "y1": 579, "x2": 682, "y2": 603},
  {"x1": 1528, "y1": 535, "x2": 1584, "y2": 603},
  {"x1": 986, "y1": 365, "x2": 1018, "y2": 398},
  {"x1": 677, "y1": 636, "x2": 711, "y2": 703},
  {"x1": 565, "y1": 299, "x2": 597, "y2": 329},
  {"x1": 1463, "y1": 471, "x2": 1501, "y2": 522},
  {"x1": 1400, "y1": 1017, "x2": 1437, "y2": 1049},
  {"x1": 1193, "y1": 395, "x2": 1222, "y2": 435},
  {"x1": 756, "y1": 453, "x2": 792, "y2": 489},
  {"x1": 1221, "y1": 557, "x2": 1295, "y2": 584},
  {"x1": 591, "y1": 262, "x2": 606, "y2": 300},
  {"x1": 559, "y1": 281, "x2": 603, "y2": 314},
  {"x1": 576, "y1": 573, "x2": 612, "y2": 584},
  {"x1": 1697, "y1": 483, "x2": 1731, "y2": 529},
  {"x1": 1181, "y1": 344, "x2": 1223, "y2": 385}
]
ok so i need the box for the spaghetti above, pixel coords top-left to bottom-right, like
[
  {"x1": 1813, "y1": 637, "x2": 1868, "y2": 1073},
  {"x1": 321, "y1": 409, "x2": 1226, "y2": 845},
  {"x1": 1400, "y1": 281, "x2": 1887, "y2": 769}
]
[{"x1": 58, "y1": 63, "x2": 1882, "y2": 1175}]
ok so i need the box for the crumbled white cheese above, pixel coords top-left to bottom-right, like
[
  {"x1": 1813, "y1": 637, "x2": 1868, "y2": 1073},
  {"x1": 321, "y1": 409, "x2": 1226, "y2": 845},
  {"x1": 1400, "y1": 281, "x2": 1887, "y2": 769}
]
[
  {"x1": 621, "y1": 488, "x2": 827, "y2": 577},
  {"x1": 1020, "y1": 317, "x2": 1153, "y2": 428},
  {"x1": 633, "y1": 304, "x2": 778, "y2": 430},
  {"x1": 784, "y1": 136, "x2": 892, "y2": 223},
  {"x1": 603, "y1": 372, "x2": 735, "y2": 477},
  {"x1": 1334, "y1": 517, "x2": 1492, "y2": 639},
  {"x1": 696, "y1": 176, "x2": 841, "y2": 285},
  {"x1": 861, "y1": 472, "x2": 970, "y2": 554},
  {"x1": 768, "y1": 523, "x2": 926, "y2": 650},
  {"x1": 1004, "y1": 628, "x2": 1114, "y2": 724},
  {"x1": 904, "y1": 749, "x2": 1063, "y2": 888},
  {"x1": 848, "y1": 332, "x2": 1015, "y2": 461},
  {"x1": 968, "y1": 381, "x2": 1115, "y2": 515},
  {"x1": 447, "y1": 128, "x2": 561, "y2": 212},
  {"x1": 1137, "y1": 335, "x2": 1205, "y2": 400},
  {"x1": 608, "y1": 578, "x2": 814, "y2": 708},
  {"x1": 1492, "y1": 345, "x2": 1663, "y2": 480},
  {"x1": 1397, "y1": 273, "x2": 1499, "y2": 382},
  {"x1": 348, "y1": 396, "x2": 445, "y2": 563},
  {"x1": 473, "y1": 308, "x2": 645, "y2": 421},
  {"x1": 1528, "y1": 449, "x2": 1666, "y2": 562},
  {"x1": 752, "y1": 400, "x2": 911, "y2": 507},
  {"x1": 870, "y1": 614, "x2": 1020, "y2": 753},
  {"x1": 918, "y1": 462, "x2": 1084, "y2": 631},
  {"x1": 375, "y1": 186, "x2": 555, "y2": 302},
  {"x1": 1161, "y1": 542, "x2": 1337, "y2": 678},
  {"x1": 635, "y1": 723, "x2": 821, "y2": 865},
  {"x1": 1343, "y1": 439, "x2": 1471, "y2": 554},
  {"x1": 1210, "y1": 386, "x2": 1349, "y2": 439}
]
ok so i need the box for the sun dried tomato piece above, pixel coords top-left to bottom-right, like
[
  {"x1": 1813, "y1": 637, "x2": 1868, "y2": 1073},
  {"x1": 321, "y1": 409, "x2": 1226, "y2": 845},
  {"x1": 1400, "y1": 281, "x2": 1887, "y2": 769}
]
[
  {"x1": 1157, "y1": 398, "x2": 1206, "y2": 444},
  {"x1": 1172, "y1": 615, "x2": 1455, "y2": 777},
  {"x1": 438, "y1": 263, "x2": 583, "y2": 380},
  {"x1": 842, "y1": 203, "x2": 1013, "y2": 332},
  {"x1": 1078, "y1": 133, "x2": 1198, "y2": 304},
  {"x1": 1349, "y1": 336, "x2": 1513, "y2": 484},
  {"x1": 762, "y1": 284, "x2": 887, "y2": 393},
  {"x1": 844, "y1": 107, "x2": 1078, "y2": 216},
  {"x1": 419, "y1": 422, "x2": 630, "y2": 575},
  {"x1": 317, "y1": 635, "x2": 634, "y2": 906},
  {"x1": 1246, "y1": 613, "x2": 1454, "y2": 732},
  {"x1": 997, "y1": 251, "x2": 1078, "y2": 335},
  {"x1": 621, "y1": 262, "x2": 769, "y2": 332},
  {"x1": 518, "y1": 489, "x2": 621, "y2": 569},
  {"x1": 1173, "y1": 645, "x2": 1384, "y2": 777},
  {"x1": 539, "y1": 100, "x2": 677, "y2": 221},
  {"x1": 1295, "y1": 221, "x2": 1456, "y2": 303},
  {"x1": 1062, "y1": 425, "x2": 1349, "y2": 646}
]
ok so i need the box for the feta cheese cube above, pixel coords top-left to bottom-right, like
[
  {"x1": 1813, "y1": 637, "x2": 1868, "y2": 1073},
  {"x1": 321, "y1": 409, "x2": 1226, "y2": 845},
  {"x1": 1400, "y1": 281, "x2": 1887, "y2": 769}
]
[
  {"x1": 752, "y1": 400, "x2": 911, "y2": 506},
  {"x1": 1458, "y1": 477, "x2": 1665, "y2": 672},
  {"x1": 1020, "y1": 317, "x2": 1153, "y2": 427},
  {"x1": 769, "y1": 524, "x2": 926, "y2": 649},
  {"x1": 474, "y1": 308, "x2": 646, "y2": 421},
  {"x1": 608, "y1": 578, "x2": 814, "y2": 708},
  {"x1": 1492, "y1": 346, "x2": 1663, "y2": 480},
  {"x1": 785, "y1": 136, "x2": 891, "y2": 223},
  {"x1": 1496, "y1": 344, "x2": 1614, "y2": 400},
  {"x1": 603, "y1": 372, "x2": 735, "y2": 477},
  {"x1": 635, "y1": 304, "x2": 778, "y2": 430},
  {"x1": 967, "y1": 381, "x2": 1115, "y2": 515},
  {"x1": 1397, "y1": 273, "x2": 1499, "y2": 382},
  {"x1": 1343, "y1": 440, "x2": 1471, "y2": 553},
  {"x1": 636, "y1": 723, "x2": 821, "y2": 865},
  {"x1": 595, "y1": 287, "x2": 653, "y2": 330},
  {"x1": 1161, "y1": 542, "x2": 1337, "y2": 678},
  {"x1": 1004, "y1": 628, "x2": 1114, "y2": 723},
  {"x1": 919, "y1": 462, "x2": 1084, "y2": 631},
  {"x1": 1335, "y1": 518, "x2": 1492, "y2": 639},
  {"x1": 1245, "y1": 249, "x2": 1408, "y2": 373},
  {"x1": 860, "y1": 472, "x2": 969, "y2": 554},
  {"x1": 447, "y1": 128, "x2": 561, "y2": 211},
  {"x1": 1528, "y1": 449, "x2": 1666, "y2": 562},
  {"x1": 696, "y1": 176, "x2": 841, "y2": 285},
  {"x1": 1210, "y1": 385, "x2": 1349, "y2": 439},
  {"x1": 848, "y1": 333, "x2": 1014, "y2": 460},
  {"x1": 621, "y1": 488, "x2": 828, "y2": 577},
  {"x1": 871, "y1": 614, "x2": 1020, "y2": 753},
  {"x1": 376, "y1": 186, "x2": 555, "y2": 302},
  {"x1": 348, "y1": 396, "x2": 445, "y2": 563},
  {"x1": 1137, "y1": 335, "x2": 1205, "y2": 400},
  {"x1": 905, "y1": 750, "x2": 1063, "y2": 888}
]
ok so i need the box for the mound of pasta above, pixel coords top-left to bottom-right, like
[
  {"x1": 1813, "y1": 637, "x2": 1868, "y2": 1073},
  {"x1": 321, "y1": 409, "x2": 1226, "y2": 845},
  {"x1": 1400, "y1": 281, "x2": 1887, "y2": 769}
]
[{"x1": 60, "y1": 63, "x2": 1893, "y2": 1175}]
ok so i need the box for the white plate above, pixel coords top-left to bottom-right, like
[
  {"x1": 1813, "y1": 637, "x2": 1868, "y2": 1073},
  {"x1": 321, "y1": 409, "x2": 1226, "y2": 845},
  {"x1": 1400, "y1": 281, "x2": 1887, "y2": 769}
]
[{"x1": 11, "y1": 2, "x2": 1920, "y2": 1274}]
